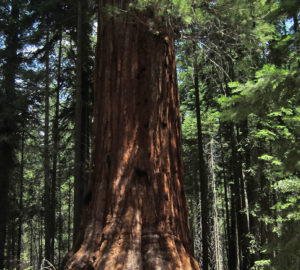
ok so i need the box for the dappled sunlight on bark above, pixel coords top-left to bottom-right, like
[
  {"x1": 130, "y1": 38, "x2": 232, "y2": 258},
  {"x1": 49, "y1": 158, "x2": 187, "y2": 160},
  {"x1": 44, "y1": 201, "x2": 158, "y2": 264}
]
[{"x1": 63, "y1": 1, "x2": 199, "y2": 269}]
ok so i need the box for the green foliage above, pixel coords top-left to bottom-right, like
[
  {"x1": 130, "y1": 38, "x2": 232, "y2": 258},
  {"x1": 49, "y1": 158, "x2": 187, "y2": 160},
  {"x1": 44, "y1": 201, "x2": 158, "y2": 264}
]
[
  {"x1": 1, "y1": 0, "x2": 299, "y2": 269},
  {"x1": 270, "y1": 221, "x2": 300, "y2": 270},
  {"x1": 219, "y1": 65, "x2": 299, "y2": 119},
  {"x1": 252, "y1": 259, "x2": 271, "y2": 270},
  {"x1": 219, "y1": 63, "x2": 300, "y2": 173},
  {"x1": 131, "y1": 0, "x2": 193, "y2": 23},
  {"x1": 102, "y1": 0, "x2": 195, "y2": 33}
]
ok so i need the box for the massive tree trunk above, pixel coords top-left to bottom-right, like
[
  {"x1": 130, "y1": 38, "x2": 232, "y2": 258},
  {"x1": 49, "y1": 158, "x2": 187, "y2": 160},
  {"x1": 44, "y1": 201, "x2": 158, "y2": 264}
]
[{"x1": 64, "y1": 1, "x2": 199, "y2": 269}]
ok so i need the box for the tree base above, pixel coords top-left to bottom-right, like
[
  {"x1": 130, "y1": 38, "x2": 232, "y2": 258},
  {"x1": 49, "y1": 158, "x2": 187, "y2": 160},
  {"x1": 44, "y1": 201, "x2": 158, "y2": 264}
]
[{"x1": 64, "y1": 232, "x2": 200, "y2": 270}]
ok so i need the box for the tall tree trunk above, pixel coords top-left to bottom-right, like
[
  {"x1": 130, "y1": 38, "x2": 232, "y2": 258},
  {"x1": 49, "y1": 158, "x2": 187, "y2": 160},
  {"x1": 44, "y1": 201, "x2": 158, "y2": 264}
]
[
  {"x1": 17, "y1": 130, "x2": 25, "y2": 270},
  {"x1": 44, "y1": 28, "x2": 52, "y2": 262},
  {"x1": 191, "y1": 190, "x2": 201, "y2": 263},
  {"x1": 193, "y1": 45, "x2": 210, "y2": 270},
  {"x1": 50, "y1": 30, "x2": 63, "y2": 265},
  {"x1": 0, "y1": 137, "x2": 12, "y2": 270},
  {"x1": 68, "y1": 171, "x2": 72, "y2": 252},
  {"x1": 220, "y1": 126, "x2": 230, "y2": 268},
  {"x1": 229, "y1": 185, "x2": 239, "y2": 270},
  {"x1": 209, "y1": 137, "x2": 223, "y2": 270},
  {"x1": 0, "y1": 1, "x2": 19, "y2": 268},
  {"x1": 8, "y1": 212, "x2": 17, "y2": 268},
  {"x1": 58, "y1": 191, "x2": 63, "y2": 265},
  {"x1": 30, "y1": 221, "x2": 33, "y2": 268},
  {"x1": 39, "y1": 214, "x2": 43, "y2": 266},
  {"x1": 257, "y1": 143, "x2": 275, "y2": 261},
  {"x1": 73, "y1": 0, "x2": 92, "y2": 244},
  {"x1": 224, "y1": 64, "x2": 248, "y2": 270},
  {"x1": 228, "y1": 122, "x2": 251, "y2": 270},
  {"x1": 64, "y1": 2, "x2": 199, "y2": 269},
  {"x1": 223, "y1": 121, "x2": 240, "y2": 270},
  {"x1": 238, "y1": 120, "x2": 253, "y2": 270}
]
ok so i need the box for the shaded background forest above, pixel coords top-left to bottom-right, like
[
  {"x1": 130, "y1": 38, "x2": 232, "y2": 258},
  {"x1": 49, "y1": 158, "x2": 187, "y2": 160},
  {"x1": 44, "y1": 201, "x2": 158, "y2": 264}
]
[{"x1": 0, "y1": 0, "x2": 299, "y2": 269}]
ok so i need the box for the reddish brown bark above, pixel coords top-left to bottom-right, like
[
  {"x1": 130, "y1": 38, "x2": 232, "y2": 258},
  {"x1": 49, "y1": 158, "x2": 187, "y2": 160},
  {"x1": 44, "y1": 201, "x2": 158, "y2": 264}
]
[{"x1": 64, "y1": 2, "x2": 200, "y2": 269}]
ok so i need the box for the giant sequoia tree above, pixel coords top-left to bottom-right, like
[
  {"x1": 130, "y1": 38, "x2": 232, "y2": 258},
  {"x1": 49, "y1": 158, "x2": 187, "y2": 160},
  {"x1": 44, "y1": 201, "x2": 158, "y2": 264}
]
[{"x1": 64, "y1": 0, "x2": 199, "y2": 269}]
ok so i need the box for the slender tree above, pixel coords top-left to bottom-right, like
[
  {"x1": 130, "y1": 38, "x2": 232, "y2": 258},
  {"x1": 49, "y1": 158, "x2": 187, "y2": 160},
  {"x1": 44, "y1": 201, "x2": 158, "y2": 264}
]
[
  {"x1": 209, "y1": 136, "x2": 223, "y2": 270},
  {"x1": 44, "y1": 26, "x2": 53, "y2": 262},
  {"x1": 51, "y1": 30, "x2": 63, "y2": 265},
  {"x1": 0, "y1": 0, "x2": 20, "y2": 267},
  {"x1": 17, "y1": 129, "x2": 25, "y2": 270},
  {"x1": 193, "y1": 44, "x2": 210, "y2": 270},
  {"x1": 73, "y1": 0, "x2": 92, "y2": 244}
]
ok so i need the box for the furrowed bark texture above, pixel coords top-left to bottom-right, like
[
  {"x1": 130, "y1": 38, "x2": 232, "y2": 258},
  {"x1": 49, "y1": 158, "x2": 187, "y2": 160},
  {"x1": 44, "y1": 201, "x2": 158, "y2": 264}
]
[{"x1": 64, "y1": 2, "x2": 200, "y2": 270}]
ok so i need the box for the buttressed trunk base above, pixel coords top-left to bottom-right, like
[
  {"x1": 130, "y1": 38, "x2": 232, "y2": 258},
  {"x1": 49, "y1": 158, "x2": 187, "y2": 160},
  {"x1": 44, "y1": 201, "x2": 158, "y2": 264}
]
[{"x1": 64, "y1": 6, "x2": 200, "y2": 270}]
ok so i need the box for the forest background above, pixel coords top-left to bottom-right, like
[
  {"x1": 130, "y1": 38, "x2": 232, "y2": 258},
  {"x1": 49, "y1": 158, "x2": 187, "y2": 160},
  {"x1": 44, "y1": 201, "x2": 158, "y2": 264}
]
[{"x1": 0, "y1": 0, "x2": 299, "y2": 269}]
